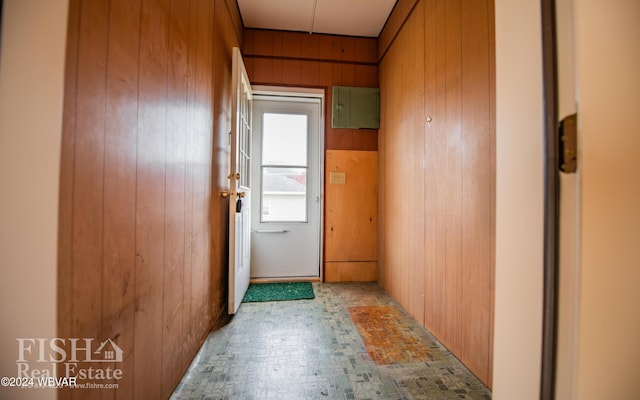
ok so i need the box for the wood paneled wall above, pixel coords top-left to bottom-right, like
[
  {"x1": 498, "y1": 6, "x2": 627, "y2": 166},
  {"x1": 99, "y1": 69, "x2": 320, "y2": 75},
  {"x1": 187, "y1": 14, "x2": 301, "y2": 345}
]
[
  {"x1": 243, "y1": 29, "x2": 378, "y2": 151},
  {"x1": 325, "y1": 150, "x2": 378, "y2": 282},
  {"x1": 377, "y1": 0, "x2": 419, "y2": 61},
  {"x1": 378, "y1": 0, "x2": 496, "y2": 387},
  {"x1": 58, "y1": 0, "x2": 242, "y2": 398}
]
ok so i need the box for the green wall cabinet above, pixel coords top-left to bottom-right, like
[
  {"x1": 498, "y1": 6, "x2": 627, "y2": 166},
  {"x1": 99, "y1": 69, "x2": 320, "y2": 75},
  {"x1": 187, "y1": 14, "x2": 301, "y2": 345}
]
[{"x1": 332, "y1": 86, "x2": 380, "y2": 129}]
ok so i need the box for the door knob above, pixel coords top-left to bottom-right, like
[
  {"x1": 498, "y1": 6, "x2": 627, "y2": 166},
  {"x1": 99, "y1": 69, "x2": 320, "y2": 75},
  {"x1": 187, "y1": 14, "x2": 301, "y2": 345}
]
[
  {"x1": 220, "y1": 191, "x2": 230, "y2": 198},
  {"x1": 238, "y1": 191, "x2": 246, "y2": 198}
]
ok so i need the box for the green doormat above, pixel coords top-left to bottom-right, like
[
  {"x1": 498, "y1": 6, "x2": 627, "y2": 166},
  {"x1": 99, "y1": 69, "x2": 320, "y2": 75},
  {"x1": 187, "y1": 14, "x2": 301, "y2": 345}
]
[{"x1": 242, "y1": 282, "x2": 315, "y2": 303}]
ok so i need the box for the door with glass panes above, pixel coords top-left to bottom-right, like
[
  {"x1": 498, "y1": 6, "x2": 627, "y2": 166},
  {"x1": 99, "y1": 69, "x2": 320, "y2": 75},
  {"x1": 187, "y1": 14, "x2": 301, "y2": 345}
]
[{"x1": 250, "y1": 96, "x2": 321, "y2": 278}]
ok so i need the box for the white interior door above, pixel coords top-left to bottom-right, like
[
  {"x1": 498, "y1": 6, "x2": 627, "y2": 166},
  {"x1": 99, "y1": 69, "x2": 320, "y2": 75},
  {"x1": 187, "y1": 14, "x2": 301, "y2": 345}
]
[
  {"x1": 250, "y1": 95, "x2": 322, "y2": 279},
  {"x1": 228, "y1": 47, "x2": 252, "y2": 314}
]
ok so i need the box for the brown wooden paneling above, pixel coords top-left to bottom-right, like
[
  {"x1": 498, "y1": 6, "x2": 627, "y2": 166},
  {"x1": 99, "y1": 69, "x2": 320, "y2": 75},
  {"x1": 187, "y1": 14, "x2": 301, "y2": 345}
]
[
  {"x1": 442, "y1": 0, "x2": 463, "y2": 359},
  {"x1": 409, "y1": 1, "x2": 426, "y2": 327},
  {"x1": 57, "y1": 2, "x2": 80, "y2": 399},
  {"x1": 460, "y1": 0, "x2": 494, "y2": 385},
  {"x1": 378, "y1": 0, "x2": 419, "y2": 61},
  {"x1": 134, "y1": 1, "x2": 169, "y2": 397},
  {"x1": 243, "y1": 28, "x2": 378, "y2": 152},
  {"x1": 181, "y1": 0, "x2": 198, "y2": 371},
  {"x1": 102, "y1": 0, "x2": 141, "y2": 397},
  {"x1": 379, "y1": 0, "x2": 495, "y2": 387},
  {"x1": 423, "y1": 0, "x2": 441, "y2": 344},
  {"x1": 161, "y1": 0, "x2": 189, "y2": 396},
  {"x1": 211, "y1": 0, "x2": 242, "y2": 324},
  {"x1": 72, "y1": 1, "x2": 109, "y2": 398},
  {"x1": 325, "y1": 262, "x2": 377, "y2": 282},
  {"x1": 224, "y1": 0, "x2": 243, "y2": 47},
  {"x1": 325, "y1": 150, "x2": 377, "y2": 264},
  {"x1": 58, "y1": 0, "x2": 242, "y2": 397}
]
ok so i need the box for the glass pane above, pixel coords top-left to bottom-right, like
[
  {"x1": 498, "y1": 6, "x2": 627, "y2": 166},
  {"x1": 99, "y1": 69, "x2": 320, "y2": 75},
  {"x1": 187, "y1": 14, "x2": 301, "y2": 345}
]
[
  {"x1": 261, "y1": 167, "x2": 307, "y2": 222},
  {"x1": 239, "y1": 93, "x2": 251, "y2": 188},
  {"x1": 262, "y1": 113, "x2": 307, "y2": 166}
]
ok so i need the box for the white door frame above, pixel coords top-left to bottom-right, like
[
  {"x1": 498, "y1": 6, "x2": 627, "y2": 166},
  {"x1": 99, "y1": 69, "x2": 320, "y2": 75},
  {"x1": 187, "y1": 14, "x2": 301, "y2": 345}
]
[{"x1": 251, "y1": 86, "x2": 325, "y2": 282}]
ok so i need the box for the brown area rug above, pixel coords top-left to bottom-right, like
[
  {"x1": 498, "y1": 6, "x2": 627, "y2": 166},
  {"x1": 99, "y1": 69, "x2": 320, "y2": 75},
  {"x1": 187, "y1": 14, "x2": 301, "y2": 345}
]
[{"x1": 348, "y1": 305, "x2": 430, "y2": 365}]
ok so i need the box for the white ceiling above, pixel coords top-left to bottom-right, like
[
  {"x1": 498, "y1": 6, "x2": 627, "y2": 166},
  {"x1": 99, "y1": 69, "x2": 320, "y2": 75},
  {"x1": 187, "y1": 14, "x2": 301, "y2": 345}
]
[{"x1": 237, "y1": 0, "x2": 397, "y2": 38}]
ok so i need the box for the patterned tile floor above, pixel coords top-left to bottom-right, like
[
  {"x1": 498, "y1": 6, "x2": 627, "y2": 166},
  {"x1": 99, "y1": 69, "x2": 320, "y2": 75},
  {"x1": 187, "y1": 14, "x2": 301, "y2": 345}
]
[{"x1": 171, "y1": 283, "x2": 492, "y2": 400}]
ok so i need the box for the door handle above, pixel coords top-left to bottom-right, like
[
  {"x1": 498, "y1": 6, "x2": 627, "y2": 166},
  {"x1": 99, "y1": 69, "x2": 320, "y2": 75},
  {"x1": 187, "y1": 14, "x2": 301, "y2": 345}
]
[
  {"x1": 221, "y1": 190, "x2": 246, "y2": 198},
  {"x1": 252, "y1": 230, "x2": 289, "y2": 234}
]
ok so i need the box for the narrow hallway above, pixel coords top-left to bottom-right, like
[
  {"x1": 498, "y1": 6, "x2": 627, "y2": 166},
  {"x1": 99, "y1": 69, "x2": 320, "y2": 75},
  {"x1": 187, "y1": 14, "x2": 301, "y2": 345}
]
[{"x1": 172, "y1": 283, "x2": 491, "y2": 399}]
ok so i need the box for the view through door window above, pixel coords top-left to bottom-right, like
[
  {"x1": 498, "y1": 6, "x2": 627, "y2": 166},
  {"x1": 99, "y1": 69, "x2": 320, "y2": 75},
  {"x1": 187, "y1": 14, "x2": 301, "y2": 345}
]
[{"x1": 261, "y1": 113, "x2": 308, "y2": 222}]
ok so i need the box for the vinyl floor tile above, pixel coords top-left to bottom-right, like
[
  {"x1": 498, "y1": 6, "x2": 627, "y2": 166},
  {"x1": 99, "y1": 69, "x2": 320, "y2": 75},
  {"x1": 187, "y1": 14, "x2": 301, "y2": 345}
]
[{"x1": 171, "y1": 283, "x2": 491, "y2": 400}]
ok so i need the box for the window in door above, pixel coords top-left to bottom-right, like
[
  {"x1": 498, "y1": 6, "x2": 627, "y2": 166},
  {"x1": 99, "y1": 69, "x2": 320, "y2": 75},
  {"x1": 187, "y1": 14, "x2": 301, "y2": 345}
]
[{"x1": 260, "y1": 113, "x2": 308, "y2": 222}]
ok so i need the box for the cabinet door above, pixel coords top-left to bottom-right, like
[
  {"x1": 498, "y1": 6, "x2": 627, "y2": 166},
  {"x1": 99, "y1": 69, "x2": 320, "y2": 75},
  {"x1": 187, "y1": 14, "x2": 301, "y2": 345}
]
[{"x1": 332, "y1": 86, "x2": 380, "y2": 129}]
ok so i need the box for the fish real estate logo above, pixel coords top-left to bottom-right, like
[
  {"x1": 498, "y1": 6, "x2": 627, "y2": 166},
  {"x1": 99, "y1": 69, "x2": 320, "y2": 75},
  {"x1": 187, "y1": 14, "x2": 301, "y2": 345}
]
[{"x1": 15, "y1": 338, "x2": 124, "y2": 383}]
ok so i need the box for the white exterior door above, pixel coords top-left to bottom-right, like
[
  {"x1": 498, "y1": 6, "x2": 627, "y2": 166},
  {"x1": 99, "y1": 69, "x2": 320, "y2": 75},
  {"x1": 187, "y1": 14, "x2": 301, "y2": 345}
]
[
  {"x1": 228, "y1": 47, "x2": 252, "y2": 314},
  {"x1": 250, "y1": 95, "x2": 322, "y2": 279}
]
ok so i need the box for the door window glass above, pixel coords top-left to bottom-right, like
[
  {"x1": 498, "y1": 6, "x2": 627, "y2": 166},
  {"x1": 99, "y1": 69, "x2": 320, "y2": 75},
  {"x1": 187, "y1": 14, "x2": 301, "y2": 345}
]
[{"x1": 261, "y1": 113, "x2": 308, "y2": 222}]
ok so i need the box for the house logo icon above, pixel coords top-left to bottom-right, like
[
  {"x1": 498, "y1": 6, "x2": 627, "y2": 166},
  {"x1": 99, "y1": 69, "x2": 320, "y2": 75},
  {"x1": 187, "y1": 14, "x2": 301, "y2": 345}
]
[{"x1": 92, "y1": 338, "x2": 124, "y2": 363}]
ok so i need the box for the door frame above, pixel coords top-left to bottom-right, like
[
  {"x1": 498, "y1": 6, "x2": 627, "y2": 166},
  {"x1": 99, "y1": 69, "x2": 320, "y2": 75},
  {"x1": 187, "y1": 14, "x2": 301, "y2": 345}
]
[
  {"x1": 541, "y1": 0, "x2": 560, "y2": 397},
  {"x1": 251, "y1": 86, "x2": 325, "y2": 282}
]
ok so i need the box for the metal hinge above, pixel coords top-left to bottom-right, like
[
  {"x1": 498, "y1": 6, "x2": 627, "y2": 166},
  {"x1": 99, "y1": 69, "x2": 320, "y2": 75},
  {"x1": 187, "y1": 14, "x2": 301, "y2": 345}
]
[{"x1": 559, "y1": 113, "x2": 577, "y2": 173}]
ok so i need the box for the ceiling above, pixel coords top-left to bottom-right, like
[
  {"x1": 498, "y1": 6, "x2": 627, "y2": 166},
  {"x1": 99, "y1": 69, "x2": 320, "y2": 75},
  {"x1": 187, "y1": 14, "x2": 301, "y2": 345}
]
[{"x1": 237, "y1": 0, "x2": 397, "y2": 38}]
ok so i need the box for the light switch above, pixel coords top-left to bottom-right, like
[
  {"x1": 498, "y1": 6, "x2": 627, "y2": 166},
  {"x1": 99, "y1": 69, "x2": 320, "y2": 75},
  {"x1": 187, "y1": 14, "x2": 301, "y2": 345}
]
[{"x1": 330, "y1": 172, "x2": 346, "y2": 184}]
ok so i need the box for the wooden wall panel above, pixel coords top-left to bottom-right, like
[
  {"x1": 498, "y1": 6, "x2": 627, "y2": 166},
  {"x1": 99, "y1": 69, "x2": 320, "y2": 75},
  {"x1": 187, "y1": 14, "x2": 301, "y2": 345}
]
[
  {"x1": 325, "y1": 150, "x2": 378, "y2": 282},
  {"x1": 243, "y1": 29, "x2": 378, "y2": 152},
  {"x1": 377, "y1": 0, "x2": 419, "y2": 61},
  {"x1": 102, "y1": 0, "x2": 141, "y2": 397},
  {"x1": 325, "y1": 262, "x2": 377, "y2": 282},
  {"x1": 57, "y1": 2, "x2": 79, "y2": 399},
  {"x1": 460, "y1": 0, "x2": 494, "y2": 384},
  {"x1": 325, "y1": 150, "x2": 377, "y2": 261},
  {"x1": 442, "y1": 0, "x2": 464, "y2": 359},
  {"x1": 181, "y1": 0, "x2": 198, "y2": 364},
  {"x1": 378, "y1": 0, "x2": 426, "y2": 322},
  {"x1": 210, "y1": 0, "x2": 235, "y2": 332},
  {"x1": 379, "y1": 0, "x2": 495, "y2": 387},
  {"x1": 408, "y1": 1, "x2": 426, "y2": 327},
  {"x1": 162, "y1": 0, "x2": 189, "y2": 396},
  {"x1": 71, "y1": 2, "x2": 108, "y2": 398},
  {"x1": 134, "y1": 1, "x2": 169, "y2": 397},
  {"x1": 423, "y1": 0, "x2": 442, "y2": 347},
  {"x1": 58, "y1": 0, "x2": 242, "y2": 397}
]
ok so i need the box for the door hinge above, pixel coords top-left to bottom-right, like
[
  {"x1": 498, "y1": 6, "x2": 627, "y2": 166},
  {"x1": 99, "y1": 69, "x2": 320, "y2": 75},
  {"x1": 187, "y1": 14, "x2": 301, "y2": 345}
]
[{"x1": 559, "y1": 113, "x2": 577, "y2": 173}]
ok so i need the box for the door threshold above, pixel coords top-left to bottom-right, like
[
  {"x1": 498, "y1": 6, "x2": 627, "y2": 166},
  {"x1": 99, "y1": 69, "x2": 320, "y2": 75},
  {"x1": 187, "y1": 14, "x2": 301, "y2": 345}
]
[{"x1": 250, "y1": 277, "x2": 321, "y2": 284}]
